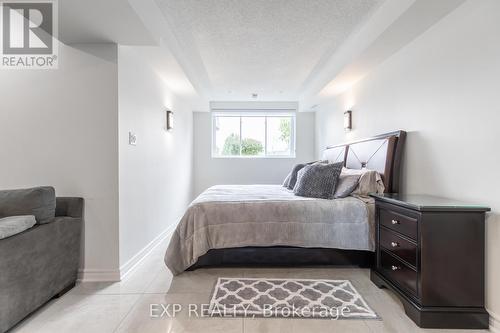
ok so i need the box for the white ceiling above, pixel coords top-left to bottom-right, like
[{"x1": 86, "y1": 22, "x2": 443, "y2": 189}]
[
  {"x1": 57, "y1": 0, "x2": 467, "y2": 110},
  {"x1": 132, "y1": 45, "x2": 198, "y2": 99},
  {"x1": 302, "y1": 0, "x2": 467, "y2": 108},
  {"x1": 154, "y1": 0, "x2": 384, "y2": 101},
  {"x1": 59, "y1": 0, "x2": 156, "y2": 45}
]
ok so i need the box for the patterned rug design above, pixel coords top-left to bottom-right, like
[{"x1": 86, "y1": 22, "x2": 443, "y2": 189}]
[{"x1": 207, "y1": 277, "x2": 378, "y2": 319}]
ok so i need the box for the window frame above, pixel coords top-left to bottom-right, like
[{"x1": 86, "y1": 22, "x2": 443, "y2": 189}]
[{"x1": 211, "y1": 111, "x2": 296, "y2": 159}]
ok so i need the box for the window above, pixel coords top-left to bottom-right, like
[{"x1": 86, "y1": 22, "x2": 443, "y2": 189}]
[{"x1": 212, "y1": 112, "x2": 296, "y2": 158}]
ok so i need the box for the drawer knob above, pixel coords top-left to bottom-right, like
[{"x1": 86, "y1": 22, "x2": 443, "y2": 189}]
[
  {"x1": 391, "y1": 219, "x2": 399, "y2": 225},
  {"x1": 391, "y1": 265, "x2": 401, "y2": 271},
  {"x1": 390, "y1": 241, "x2": 399, "y2": 248}
]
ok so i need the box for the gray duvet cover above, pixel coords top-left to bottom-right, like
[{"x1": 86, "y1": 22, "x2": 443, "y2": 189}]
[{"x1": 165, "y1": 185, "x2": 375, "y2": 275}]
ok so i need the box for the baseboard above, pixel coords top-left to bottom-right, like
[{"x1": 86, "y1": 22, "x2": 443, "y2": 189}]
[
  {"x1": 489, "y1": 309, "x2": 500, "y2": 333},
  {"x1": 77, "y1": 269, "x2": 121, "y2": 282},
  {"x1": 119, "y1": 224, "x2": 175, "y2": 279},
  {"x1": 77, "y1": 225, "x2": 176, "y2": 283}
]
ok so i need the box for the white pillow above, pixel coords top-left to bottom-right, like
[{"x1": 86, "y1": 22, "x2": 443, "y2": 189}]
[
  {"x1": 0, "y1": 215, "x2": 36, "y2": 239},
  {"x1": 342, "y1": 168, "x2": 385, "y2": 195}
]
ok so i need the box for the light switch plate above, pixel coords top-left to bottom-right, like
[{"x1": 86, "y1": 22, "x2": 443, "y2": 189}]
[{"x1": 128, "y1": 132, "x2": 137, "y2": 145}]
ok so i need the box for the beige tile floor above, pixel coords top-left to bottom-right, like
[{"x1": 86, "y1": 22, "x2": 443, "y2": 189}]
[{"x1": 11, "y1": 239, "x2": 489, "y2": 333}]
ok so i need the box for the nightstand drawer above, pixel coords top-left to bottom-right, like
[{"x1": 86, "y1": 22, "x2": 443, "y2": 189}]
[
  {"x1": 380, "y1": 227, "x2": 417, "y2": 267},
  {"x1": 380, "y1": 208, "x2": 418, "y2": 240},
  {"x1": 380, "y1": 250, "x2": 417, "y2": 296}
]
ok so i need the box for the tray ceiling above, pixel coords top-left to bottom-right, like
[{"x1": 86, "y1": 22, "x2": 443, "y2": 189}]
[{"x1": 154, "y1": 0, "x2": 383, "y2": 101}]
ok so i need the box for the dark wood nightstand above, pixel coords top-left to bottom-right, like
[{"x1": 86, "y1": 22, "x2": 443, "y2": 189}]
[{"x1": 369, "y1": 193, "x2": 490, "y2": 329}]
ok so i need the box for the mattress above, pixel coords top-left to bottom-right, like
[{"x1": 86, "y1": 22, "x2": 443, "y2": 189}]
[{"x1": 165, "y1": 185, "x2": 375, "y2": 275}]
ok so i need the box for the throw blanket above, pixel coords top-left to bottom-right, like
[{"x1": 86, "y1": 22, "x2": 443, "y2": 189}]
[{"x1": 165, "y1": 185, "x2": 375, "y2": 275}]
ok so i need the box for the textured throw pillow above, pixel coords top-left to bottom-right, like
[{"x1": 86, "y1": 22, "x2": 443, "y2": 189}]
[
  {"x1": 333, "y1": 174, "x2": 360, "y2": 199},
  {"x1": 286, "y1": 163, "x2": 306, "y2": 190},
  {"x1": 0, "y1": 215, "x2": 36, "y2": 239},
  {"x1": 282, "y1": 172, "x2": 292, "y2": 188},
  {"x1": 293, "y1": 162, "x2": 343, "y2": 199},
  {"x1": 0, "y1": 186, "x2": 56, "y2": 224},
  {"x1": 286, "y1": 160, "x2": 330, "y2": 190}
]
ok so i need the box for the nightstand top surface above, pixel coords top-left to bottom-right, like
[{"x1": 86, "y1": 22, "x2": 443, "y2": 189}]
[{"x1": 370, "y1": 193, "x2": 491, "y2": 212}]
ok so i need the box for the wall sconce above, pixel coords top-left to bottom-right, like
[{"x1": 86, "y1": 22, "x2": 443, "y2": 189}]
[
  {"x1": 166, "y1": 110, "x2": 173, "y2": 131},
  {"x1": 344, "y1": 110, "x2": 352, "y2": 132}
]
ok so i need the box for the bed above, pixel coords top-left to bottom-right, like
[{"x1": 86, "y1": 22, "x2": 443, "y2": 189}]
[{"x1": 165, "y1": 130, "x2": 406, "y2": 274}]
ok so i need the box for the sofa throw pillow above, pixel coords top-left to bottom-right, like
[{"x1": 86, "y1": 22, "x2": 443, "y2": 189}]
[
  {"x1": 0, "y1": 187, "x2": 56, "y2": 224},
  {"x1": 333, "y1": 174, "x2": 360, "y2": 198},
  {"x1": 293, "y1": 161, "x2": 343, "y2": 199},
  {"x1": 0, "y1": 215, "x2": 36, "y2": 239}
]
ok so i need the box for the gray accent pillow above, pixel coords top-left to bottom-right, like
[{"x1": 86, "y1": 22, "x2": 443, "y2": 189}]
[
  {"x1": 0, "y1": 187, "x2": 56, "y2": 224},
  {"x1": 282, "y1": 172, "x2": 292, "y2": 188},
  {"x1": 286, "y1": 164, "x2": 307, "y2": 190},
  {"x1": 333, "y1": 174, "x2": 360, "y2": 199},
  {"x1": 286, "y1": 160, "x2": 330, "y2": 190},
  {"x1": 293, "y1": 162, "x2": 343, "y2": 199},
  {"x1": 0, "y1": 215, "x2": 36, "y2": 239}
]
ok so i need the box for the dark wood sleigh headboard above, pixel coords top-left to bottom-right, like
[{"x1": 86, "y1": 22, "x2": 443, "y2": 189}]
[{"x1": 323, "y1": 130, "x2": 406, "y2": 193}]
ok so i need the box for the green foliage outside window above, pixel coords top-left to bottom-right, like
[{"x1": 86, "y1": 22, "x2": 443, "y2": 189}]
[
  {"x1": 222, "y1": 133, "x2": 264, "y2": 156},
  {"x1": 241, "y1": 138, "x2": 264, "y2": 155},
  {"x1": 279, "y1": 118, "x2": 291, "y2": 145},
  {"x1": 222, "y1": 133, "x2": 240, "y2": 155}
]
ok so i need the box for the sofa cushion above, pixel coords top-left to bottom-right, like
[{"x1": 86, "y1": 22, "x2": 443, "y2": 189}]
[
  {"x1": 0, "y1": 215, "x2": 36, "y2": 239},
  {"x1": 0, "y1": 187, "x2": 56, "y2": 224}
]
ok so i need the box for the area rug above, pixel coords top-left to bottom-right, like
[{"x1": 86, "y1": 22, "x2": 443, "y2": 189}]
[{"x1": 207, "y1": 277, "x2": 378, "y2": 319}]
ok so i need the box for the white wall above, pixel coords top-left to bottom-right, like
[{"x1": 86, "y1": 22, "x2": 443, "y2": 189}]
[
  {"x1": 0, "y1": 43, "x2": 195, "y2": 280},
  {"x1": 193, "y1": 111, "x2": 315, "y2": 196},
  {"x1": 118, "y1": 46, "x2": 194, "y2": 269},
  {"x1": 0, "y1": 43, "x2": 120, "y2": 276},
  {"x1": 314, "y1": 0, "x2": 500, "y2": 327}
]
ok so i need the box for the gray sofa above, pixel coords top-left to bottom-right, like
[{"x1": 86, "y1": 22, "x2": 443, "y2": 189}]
[{"x1": 0, "y1": 187, "x2": 83, "y2": 333}]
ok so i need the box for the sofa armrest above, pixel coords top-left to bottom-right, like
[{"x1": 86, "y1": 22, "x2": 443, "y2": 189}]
[{"x1": 55, "y1": 197, "x2": 84, "y2": 218}]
